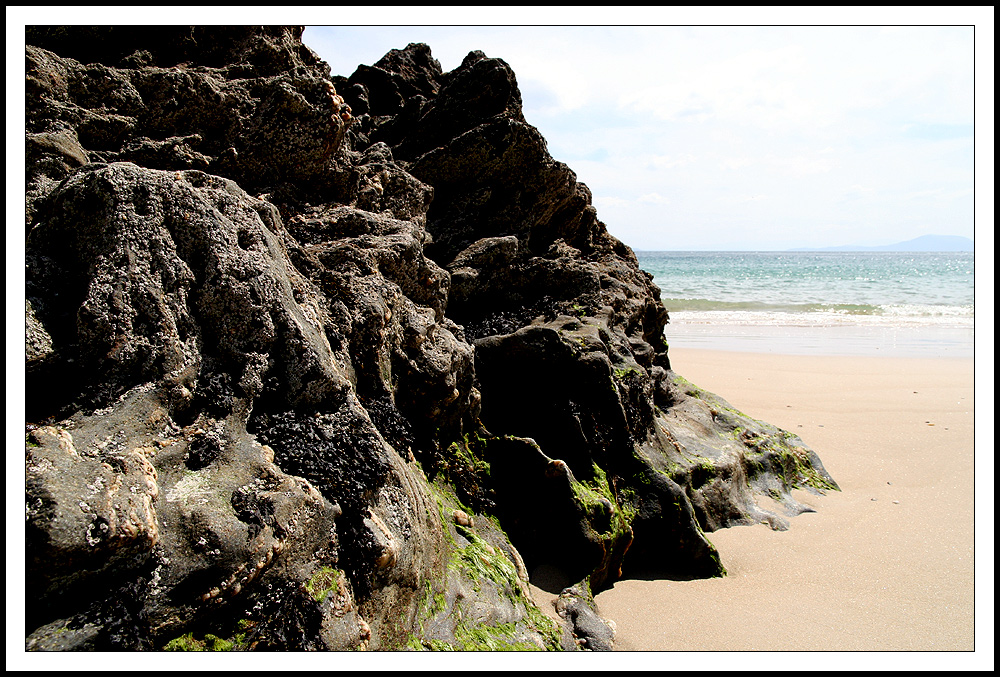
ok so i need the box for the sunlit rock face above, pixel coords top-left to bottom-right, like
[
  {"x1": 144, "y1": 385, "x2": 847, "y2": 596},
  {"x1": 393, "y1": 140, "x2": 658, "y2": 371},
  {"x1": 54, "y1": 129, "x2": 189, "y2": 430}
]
[{"x1": 23, "y1": 26, "x2": 837, "y2": 652}]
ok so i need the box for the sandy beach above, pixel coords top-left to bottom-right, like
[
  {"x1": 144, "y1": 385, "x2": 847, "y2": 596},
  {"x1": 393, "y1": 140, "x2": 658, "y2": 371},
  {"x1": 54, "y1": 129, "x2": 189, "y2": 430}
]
[{"x1": 583, "y1": 347, "x2": 983, "y2": 659}]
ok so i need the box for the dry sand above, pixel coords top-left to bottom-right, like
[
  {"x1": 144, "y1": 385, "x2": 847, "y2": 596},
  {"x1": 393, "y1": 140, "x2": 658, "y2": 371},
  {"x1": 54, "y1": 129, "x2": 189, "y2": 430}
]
[{"x1": 581, "y1": 348, "x2": 986, "y2": 662}]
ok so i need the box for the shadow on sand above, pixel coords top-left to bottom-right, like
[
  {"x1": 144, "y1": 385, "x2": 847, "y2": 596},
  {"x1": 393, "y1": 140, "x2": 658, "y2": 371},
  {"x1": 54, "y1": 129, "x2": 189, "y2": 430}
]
[{"x1": 531, "y1": 562, "x2": 707, "y2": 595}]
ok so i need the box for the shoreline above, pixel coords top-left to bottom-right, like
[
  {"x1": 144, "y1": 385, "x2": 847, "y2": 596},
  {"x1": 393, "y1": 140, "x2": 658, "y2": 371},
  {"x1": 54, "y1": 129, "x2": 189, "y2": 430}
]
[
  {"x1": 590, "y1": 346, "x2": 982, "y2": 658},
  {"x1": 663, "y1": 320, "x2": 975, "y2": 358}
]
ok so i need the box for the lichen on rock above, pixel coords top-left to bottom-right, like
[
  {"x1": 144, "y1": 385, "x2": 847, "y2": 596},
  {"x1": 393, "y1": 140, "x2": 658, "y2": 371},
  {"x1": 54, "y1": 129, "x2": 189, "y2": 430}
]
[{"x1": 23, "y1": 26, "x2": 837, "y2": 651}]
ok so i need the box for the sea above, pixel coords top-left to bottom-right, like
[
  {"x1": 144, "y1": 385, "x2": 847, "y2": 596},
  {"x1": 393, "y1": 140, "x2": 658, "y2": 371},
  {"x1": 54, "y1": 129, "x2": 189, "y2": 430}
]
[{"x1": 635, "y1": 251, "x2": 976, "y2": 358}]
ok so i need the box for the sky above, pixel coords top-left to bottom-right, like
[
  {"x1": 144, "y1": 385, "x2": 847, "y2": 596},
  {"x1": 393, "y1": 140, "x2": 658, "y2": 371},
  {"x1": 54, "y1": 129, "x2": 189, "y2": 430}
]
[
  {"x1": 303, "y1": 20, "x2": 984, "y2": 251},
  {"x1": 8, "y1": 7, "x2": 991, "y2": 252}
]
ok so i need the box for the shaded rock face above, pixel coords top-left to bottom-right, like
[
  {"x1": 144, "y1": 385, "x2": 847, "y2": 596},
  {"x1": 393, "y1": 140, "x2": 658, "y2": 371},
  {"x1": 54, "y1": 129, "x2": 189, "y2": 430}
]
[{"x1": 23, "y1": 26, "x2": 837, "y2": 651}]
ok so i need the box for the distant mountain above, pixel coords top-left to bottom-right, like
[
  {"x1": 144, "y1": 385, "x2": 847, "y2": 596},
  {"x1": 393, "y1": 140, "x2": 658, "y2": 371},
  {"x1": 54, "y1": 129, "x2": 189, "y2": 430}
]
[{"x1": 791, "y1": 235, "x2": 974, "y2": 252}]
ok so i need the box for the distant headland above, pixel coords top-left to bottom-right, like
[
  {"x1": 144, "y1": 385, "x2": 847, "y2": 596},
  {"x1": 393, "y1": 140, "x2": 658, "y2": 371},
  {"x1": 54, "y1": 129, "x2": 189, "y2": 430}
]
[{"x1": 790, "y1": 234, "x2": 974, "y2": 252}]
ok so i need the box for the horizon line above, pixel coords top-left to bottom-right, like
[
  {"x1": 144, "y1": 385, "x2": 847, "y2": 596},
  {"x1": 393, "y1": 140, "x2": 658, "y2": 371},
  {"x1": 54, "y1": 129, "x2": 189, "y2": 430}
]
[{"x1": 630, "y1": 248, "x2": 975, "y2": 253}]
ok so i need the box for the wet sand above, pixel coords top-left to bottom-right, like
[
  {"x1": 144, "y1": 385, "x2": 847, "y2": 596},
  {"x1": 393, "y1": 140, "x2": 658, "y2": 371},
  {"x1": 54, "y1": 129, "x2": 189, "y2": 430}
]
[{"x1": 588, "y1": 348, "x2": 983, "y2": 664}]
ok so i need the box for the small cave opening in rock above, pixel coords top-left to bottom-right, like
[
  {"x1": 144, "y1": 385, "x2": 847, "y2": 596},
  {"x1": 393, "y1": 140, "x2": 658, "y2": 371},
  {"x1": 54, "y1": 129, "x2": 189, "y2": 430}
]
[
  {"x1": 474, "y1": 327, "x2": 633, "y2": 483},
  {"x1": 470, "y1": 327, "x2": 637, "y2": 583}
]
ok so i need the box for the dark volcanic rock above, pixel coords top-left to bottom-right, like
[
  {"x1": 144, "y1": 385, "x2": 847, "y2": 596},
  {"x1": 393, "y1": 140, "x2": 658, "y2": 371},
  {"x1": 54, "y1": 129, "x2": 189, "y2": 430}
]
[
  {"x1": 25, "y1": 25, "x2": 323, "y2": 76},
  {"x1": 555, "y1": 583, "x2": 616, "y2": 651},
  {"x1": 23, "y1": 27, "x2": 837, "y2": 651}
]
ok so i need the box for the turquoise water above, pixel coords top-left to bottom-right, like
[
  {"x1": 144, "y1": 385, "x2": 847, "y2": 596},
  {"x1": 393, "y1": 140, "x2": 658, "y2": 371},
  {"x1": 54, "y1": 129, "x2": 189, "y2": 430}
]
[
  {"x1": 637, "y1": 251, "x2": 974, "y2": 326},
  {"x1": 635, "y1": 251, "x2": 975, "y2": 356}
]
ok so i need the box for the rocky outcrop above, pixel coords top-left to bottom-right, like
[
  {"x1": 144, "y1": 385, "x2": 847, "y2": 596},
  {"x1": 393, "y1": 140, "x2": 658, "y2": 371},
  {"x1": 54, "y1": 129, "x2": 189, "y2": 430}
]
[{"x1": 23, "y1": 26, "x2": 837, "y2": 651}]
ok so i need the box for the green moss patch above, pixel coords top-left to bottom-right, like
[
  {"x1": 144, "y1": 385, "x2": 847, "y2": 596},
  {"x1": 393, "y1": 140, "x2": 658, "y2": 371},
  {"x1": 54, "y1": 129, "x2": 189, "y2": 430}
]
[
  {"x1": 163, "y1": 632, "x2": 235, "y2": 652},
  {"x1": 304, "y1": 566, "x2": 341, "y2": 603},
  {"x1": 410, "y1": 482, "x2": 563, "y2": 651}
]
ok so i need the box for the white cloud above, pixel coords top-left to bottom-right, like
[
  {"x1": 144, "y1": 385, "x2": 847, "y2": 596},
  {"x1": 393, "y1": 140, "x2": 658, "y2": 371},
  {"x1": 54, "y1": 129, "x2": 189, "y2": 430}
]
[
  {"x1": 770, "y1": 155, "x2": 836, "y2": 176},
  {"x1": 299, "y1": 24, "x2": 977, "y2": 250},
  {"x1": 637, "y1": 193, "x2": 672, "y2": 205},
  {"x1": 720, "y1": 158, "x2": 752, "y2": 171},
  {"x1": 647, "y1": 154, "x2": 697, "y2": 170},
  {"x1": 900, "y1": 187, "x2": 975, "y2": 204},
  {"x1": 593, "y1": 196, "x2": 630, "y2": 208}
]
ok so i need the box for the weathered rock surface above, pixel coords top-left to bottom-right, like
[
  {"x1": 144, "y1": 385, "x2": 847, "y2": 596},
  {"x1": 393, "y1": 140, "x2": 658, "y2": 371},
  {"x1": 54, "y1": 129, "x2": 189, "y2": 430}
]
[{"x1": 23, "y1": 26, "x2": 837, "y2": 651}]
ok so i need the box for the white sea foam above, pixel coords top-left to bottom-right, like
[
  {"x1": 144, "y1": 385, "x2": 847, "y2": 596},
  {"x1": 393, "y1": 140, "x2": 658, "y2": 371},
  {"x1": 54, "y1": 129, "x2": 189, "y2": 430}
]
[{"x1": 669, "y1": 306, "x2": 974, "y2": 329}]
